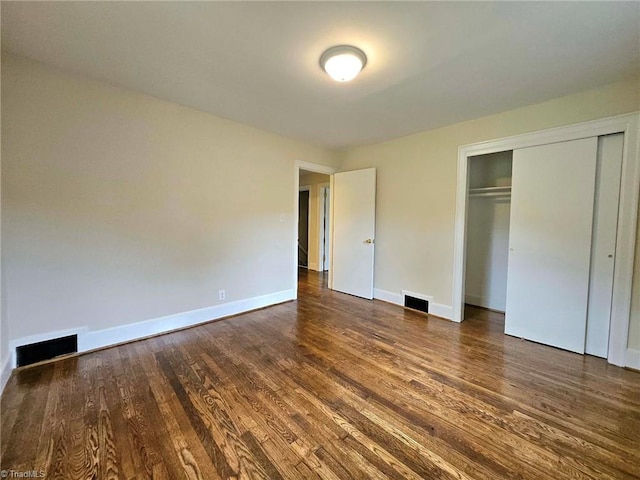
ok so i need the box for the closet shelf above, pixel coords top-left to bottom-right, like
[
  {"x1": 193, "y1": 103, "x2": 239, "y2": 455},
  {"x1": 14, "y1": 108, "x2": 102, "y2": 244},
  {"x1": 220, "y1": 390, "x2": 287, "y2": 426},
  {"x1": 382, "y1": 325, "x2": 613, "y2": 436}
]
[{"x1": 468, "y1": 186, "x2": 511, "y2": 198}]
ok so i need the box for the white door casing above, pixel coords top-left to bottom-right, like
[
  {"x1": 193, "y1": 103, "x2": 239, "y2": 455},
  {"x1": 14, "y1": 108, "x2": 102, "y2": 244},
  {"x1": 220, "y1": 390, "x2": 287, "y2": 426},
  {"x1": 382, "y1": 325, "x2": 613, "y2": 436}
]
[
  {"x1": 505, "y1": 137, "x2": 598, "y2": 354},
  {"x1": 332, "y1": 168, "x2": 376, "y2": 299}
]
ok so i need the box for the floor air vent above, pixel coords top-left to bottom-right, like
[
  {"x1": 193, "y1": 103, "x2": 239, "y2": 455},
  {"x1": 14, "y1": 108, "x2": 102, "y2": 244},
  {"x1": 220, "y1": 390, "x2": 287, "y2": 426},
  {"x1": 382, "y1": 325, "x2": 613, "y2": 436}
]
[
  {"x1": 16, "y1": 334, "x2": 78, "y2": 367},
  {"x1": 404, "y1": 295, "x2": 429, "y2": 314}
]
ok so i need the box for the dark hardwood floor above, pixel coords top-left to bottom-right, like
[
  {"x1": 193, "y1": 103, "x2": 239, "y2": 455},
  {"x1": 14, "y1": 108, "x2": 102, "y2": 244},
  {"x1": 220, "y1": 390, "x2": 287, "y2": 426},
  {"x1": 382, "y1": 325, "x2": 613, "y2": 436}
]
[{"x1": 2, "y1": 269, "x2": 639, "y2": 479}]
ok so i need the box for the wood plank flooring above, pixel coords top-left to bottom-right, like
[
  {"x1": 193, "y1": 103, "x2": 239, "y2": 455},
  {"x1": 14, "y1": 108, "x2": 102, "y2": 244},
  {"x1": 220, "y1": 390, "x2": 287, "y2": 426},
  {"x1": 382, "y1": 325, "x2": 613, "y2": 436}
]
[{"x1": 2, "y1": 269, "x2": 639, "y2": 479}]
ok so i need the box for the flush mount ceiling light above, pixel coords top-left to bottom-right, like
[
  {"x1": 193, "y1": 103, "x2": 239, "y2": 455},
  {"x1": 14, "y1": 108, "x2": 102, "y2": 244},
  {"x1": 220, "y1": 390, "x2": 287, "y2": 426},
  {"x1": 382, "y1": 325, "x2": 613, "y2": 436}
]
[{"x1": 320, "y1": 45, "x2": 367, "y2": 83}]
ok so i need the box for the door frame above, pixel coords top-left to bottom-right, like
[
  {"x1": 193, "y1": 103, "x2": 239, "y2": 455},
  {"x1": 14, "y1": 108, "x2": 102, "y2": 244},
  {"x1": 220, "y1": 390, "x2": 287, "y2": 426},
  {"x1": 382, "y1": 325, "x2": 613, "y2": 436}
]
[
  {"x1": 452, "y1": 112, "x2": 640, "y2": 367},
  {"x1": 318, "y1": 184, "x2": 331, "y2": 271},
  {"x1": 294, "y1": 161, "x2": 337, "y2": 298}
]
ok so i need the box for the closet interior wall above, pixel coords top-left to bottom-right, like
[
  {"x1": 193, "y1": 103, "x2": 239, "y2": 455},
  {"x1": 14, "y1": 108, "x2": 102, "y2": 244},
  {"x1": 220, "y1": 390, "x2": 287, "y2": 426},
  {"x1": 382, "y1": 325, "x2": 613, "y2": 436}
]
[{"x1": 465, "y1": 151, "x2": 513, "y2": 313}]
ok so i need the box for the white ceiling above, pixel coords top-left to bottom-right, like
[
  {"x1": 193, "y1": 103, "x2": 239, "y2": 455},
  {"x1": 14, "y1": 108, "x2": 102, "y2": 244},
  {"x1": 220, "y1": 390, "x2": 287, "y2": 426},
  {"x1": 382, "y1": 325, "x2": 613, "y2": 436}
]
[{"x1": 2, "y1": 2, "x2": 639, "y2": 148}]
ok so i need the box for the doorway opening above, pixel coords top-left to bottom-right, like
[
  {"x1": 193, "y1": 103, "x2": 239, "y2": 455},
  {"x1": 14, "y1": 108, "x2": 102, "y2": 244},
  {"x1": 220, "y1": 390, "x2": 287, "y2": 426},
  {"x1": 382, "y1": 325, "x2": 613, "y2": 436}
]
[
  {"x1": 464, "y1": 150, "x2": 512, "y2": 317},
  {"x1": 294, "y1": 161, "x2": 336, "y2": 299},
  {"x1": 298, "y1": 187, "x2": 310, "y2": 268},
  {"x1": 299, "y1": 169, "x2": 330, "y2": 273},
  {"x1": 463, "y1": 150, "x2": 512, "y2": 336}
]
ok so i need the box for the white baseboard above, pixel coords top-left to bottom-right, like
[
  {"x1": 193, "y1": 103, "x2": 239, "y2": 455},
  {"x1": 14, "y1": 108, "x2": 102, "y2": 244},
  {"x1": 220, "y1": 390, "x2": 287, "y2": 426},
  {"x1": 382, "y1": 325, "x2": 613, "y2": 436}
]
[
  {"x1": 429, "y1": 302, "x2": 455, "y2": 321},
  {"x1": 401, "y1": 290, "x2": 432, "y2": 302},
  {"x1": 465, "y1": 293, "x2": 484, "y2": 306},
  {"x1": 464, "y1": 294, "x2": 505, "y2": 312},
  {"x1": 374, "y1": 288, "x2": 454, "y2": 322},
  {"x1": 308, "y1": 262, "x2": 320, "y2": 272},
  {"x1": 8, "y1": 289, "x2": 294, "y2": 369},
  {"x1": 0, "y1": 353, "x2": 11, "y2": 396},
  {"x1": 373, "y1": 288, "x2": 402, "y2": 306},
  {"x1": 626, "y1": 348, "x2": 640, "y2": 370}
]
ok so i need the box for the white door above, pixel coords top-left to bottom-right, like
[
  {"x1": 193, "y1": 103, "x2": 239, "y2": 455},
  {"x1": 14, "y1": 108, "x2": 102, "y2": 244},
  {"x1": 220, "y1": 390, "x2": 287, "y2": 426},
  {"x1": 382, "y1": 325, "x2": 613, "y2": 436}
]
[
  {"x1": 585, "y1": 134, "x2": 624, "y2": 357},
  {"x1": 505, "y1": 137, "x2": 598, "y2": 354},
  {"x1": 332, "y1": 168, "x2": 376, "y2": 299}
]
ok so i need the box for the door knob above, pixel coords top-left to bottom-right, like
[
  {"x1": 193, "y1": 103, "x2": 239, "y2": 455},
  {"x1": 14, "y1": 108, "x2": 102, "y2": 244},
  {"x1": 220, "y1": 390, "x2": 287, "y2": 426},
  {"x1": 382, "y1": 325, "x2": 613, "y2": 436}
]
[{"x1": 364, "y1": 238, "x2": 374, "y2": 244}]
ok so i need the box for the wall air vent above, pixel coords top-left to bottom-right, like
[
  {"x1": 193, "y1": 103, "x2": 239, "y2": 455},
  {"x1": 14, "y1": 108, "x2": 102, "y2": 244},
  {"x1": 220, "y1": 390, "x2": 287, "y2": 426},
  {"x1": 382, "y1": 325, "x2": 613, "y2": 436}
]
[
  {"x1": 16, "y1": 334, "x2": 78, "y2": 367},
  {"x1": 404, "y1": 295, "x2": 429, "y2": 314}
]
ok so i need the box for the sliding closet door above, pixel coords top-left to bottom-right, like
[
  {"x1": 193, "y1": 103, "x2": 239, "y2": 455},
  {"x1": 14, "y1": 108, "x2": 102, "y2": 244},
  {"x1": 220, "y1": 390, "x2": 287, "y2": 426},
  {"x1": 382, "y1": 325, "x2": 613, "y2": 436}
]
[
  {"x1": 505, "y1": 137, "x2": 597, "y2": 354},
  {"x1": 585, "y1": 134, "x2": 624, "y2": 357}
]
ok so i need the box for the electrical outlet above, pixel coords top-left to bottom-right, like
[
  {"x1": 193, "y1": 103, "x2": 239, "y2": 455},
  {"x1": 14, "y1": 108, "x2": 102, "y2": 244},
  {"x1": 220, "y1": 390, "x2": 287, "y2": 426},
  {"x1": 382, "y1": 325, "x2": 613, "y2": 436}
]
[{"x1": 218, "y1": 289, "x2": 225, "y2": 301}]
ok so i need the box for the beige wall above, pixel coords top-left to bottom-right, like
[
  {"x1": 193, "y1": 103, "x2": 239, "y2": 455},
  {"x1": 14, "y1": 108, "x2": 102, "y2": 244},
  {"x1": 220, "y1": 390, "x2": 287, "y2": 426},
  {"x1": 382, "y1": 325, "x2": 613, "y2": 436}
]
[
  {"x1": 300, "y1": 172, "x2": 331, "y2": 186},
  {"x1": 338, "y1": 78, "x2": 640, "y2": 346},
  {"x1": 300, "y1": 172, "x2": 330, "y2": 271},
  {"x1": 3, "y1": 51, "x2": 639, "y2": 357},
  {"x1": 1, "y1": 54, "x2": 337, "y2": 341}
]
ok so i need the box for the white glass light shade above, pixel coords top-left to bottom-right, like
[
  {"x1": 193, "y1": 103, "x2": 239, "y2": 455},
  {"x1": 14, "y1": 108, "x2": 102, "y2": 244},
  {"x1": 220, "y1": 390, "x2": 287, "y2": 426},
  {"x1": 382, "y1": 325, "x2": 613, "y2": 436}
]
[{"x1": 320, "y1": 45, "x2": 367, "y2": 82}]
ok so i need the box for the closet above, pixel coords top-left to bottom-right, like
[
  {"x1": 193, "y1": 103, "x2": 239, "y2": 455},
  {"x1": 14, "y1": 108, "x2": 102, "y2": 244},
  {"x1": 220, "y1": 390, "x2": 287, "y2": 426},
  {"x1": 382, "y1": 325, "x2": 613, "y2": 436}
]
[
  {"x1": 465, "y1": 151, "x2": 513, "y2": 312},
  {"x1": 464, "y1": 134, "x2": 624, "y2": 358}
]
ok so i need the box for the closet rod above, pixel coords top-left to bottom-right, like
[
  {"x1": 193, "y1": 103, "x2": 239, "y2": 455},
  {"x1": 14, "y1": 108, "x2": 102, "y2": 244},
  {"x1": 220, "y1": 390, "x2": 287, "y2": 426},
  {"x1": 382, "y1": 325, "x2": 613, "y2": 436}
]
[{"x1": 468, "y1": 186, "x2": 511, "y2": 198}]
